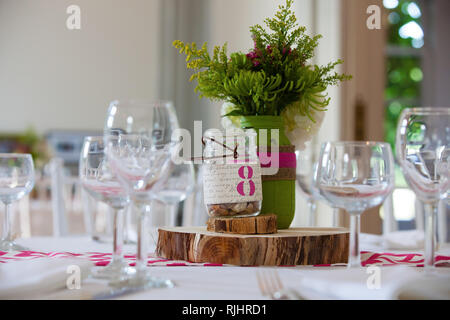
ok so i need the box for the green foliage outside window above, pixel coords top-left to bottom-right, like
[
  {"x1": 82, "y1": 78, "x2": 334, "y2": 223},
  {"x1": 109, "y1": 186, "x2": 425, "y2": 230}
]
[{"x1": 384, "y1": 0, "x2": 424, "y2": 187}]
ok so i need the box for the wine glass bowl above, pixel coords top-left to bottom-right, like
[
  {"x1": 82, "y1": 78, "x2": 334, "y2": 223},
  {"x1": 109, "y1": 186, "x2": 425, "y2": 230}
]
[
  {"x1": 80, "y1": 137, "x2": 129, "y2": 209},
  {"x1": 295, "y1": 144, "x2": 316, "y2": 199},
  {"x1": 296, "y1": 143, "x2": 341, "y2": 227},
  {"x1": 316, "y1": 142, "x2": 394, "y2": 210},
  {"x1": 396, "y1": 108, "x2": 450, "y2": 203},
  {"x1": 0, "y1": 159, "x2": 34, "y2": 203},
  {"x1": 155, "y1": 161, "x2": 196, "y2": 227},
  {"x1": 295, "y1": 145, "x2": 319, "y2": 226},
  {"x1": 0, "y1": 153, "x2": 35, "y2": 251},
  {"x1": 105, "y1": 99, "x2": 178, "y2": 144},
  {"x1": 106, "y1": 134, "x2": 174, "y2": 202},
  {"x1": 315, "y1": 141, "x2": 395, "y2": 267},
  {"x1": 156, "y1": 162, "x2": 195, "y2": 204}
]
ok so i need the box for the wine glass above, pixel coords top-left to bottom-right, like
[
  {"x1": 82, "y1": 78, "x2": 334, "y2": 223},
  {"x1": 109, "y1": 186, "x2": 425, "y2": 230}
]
[
  {"x1": 296, "y1": 143, "x2": 318, "y2": 226},
  {"x1": 314, "y1": 141, "x2": 395, "y2": 268},
  {"x1": 148, "y1": 101, "x2": 196, "y2": 227},
  {"x1": 310, "y1": 162, "x2": 341, "y2": 227},
  {"x1": 79, "y1": 136, "x2": 132, "y2": 279},
  {"x1": 155, "y1": 161, "x2": 195, "y2": 227},
  {"x1": 296, "y1": 143, "x2": 340, "y2": 227},
  {"x1": 396, "y1": 107, "x2": 450, "y2": 270},
  {"x1": 0, "y1": 154, "x2": 35, "y2": 251},
  {"x1": 104, "y1": 99, "x2": 177, "y2": 289}
]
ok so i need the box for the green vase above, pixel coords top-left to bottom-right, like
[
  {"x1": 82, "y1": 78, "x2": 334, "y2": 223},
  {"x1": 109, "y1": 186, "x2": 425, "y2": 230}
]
[{"x1": 240, "y1": 116, "x2": 295, "y2": 229}]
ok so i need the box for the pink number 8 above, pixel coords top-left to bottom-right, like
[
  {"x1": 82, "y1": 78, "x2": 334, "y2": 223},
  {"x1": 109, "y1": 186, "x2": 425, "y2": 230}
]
[{"x1": 236, "y1": 166, "x2": 255, "y2": 196}]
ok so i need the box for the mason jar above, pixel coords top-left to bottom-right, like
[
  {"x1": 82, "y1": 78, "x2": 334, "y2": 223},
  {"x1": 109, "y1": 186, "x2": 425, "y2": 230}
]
[{"x1": 202, "y1": 129, "x2": 263, "y2": 218}]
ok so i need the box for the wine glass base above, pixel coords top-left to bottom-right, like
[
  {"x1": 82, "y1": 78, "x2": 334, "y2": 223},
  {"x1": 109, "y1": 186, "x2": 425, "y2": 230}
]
[
  {"x1": 90, "y1": 260, "x2": 135, "y2": 281},
  {"x1": 423, "y1": 264, "x2": 438, "y2": 276},
  {"x1": 109, "y1": 269, "x2": 175, "y2": 291},
  {"x1": 0, "y1": 239, "x2": 29, "y2": 252},
  {"x1": 347, "y1": 264, "x2": 364, "y2": 269}
]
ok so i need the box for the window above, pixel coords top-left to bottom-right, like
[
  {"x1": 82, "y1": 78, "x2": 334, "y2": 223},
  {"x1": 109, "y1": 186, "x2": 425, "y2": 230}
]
[
  {"x1": 384, "y1": 0, "x2": 424, "y2": 158},
  {"x1": 383, "y1": 0, "x2": 425, "y2": 226}
]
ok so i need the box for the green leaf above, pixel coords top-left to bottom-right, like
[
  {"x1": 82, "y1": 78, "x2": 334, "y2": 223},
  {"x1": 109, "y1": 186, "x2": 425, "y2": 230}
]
[{"x1": 222, "y1": 110, "x2": 244, "y2": 117}]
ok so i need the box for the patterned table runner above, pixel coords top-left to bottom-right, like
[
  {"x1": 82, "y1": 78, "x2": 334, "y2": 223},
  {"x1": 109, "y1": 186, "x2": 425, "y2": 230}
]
[{"x1": 1, "y1": 250, "x2": 449, "y2": 267}]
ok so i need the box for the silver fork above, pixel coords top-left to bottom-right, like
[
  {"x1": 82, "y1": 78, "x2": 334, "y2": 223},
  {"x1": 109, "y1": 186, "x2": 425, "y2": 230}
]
[{"x1": 256, "y1": 269, "x2": 290, "y2": 300}]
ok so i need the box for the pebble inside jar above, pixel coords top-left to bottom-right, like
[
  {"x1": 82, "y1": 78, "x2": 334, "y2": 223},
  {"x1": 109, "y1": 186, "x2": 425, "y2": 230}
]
[{"x1": 202, "y1": 130, "x2": 263, "y2": 218}]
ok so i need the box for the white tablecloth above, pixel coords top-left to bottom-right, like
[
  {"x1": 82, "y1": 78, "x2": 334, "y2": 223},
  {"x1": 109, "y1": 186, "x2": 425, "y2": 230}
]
[{"x1": 6, "y1": 234, "x2": 450, "y2": 300}]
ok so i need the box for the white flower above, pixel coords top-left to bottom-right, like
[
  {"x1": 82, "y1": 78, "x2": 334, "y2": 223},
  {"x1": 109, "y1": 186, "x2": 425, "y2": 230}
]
[
  {"x1": 220, "y1": 102, "x2": 241, "y2": 129},
  {"x1": 282, "y1": 98, "x2": 326, "y2": 151},
  {"x1": 283, "y1": 110, "x2": 325, "y2": 151}
]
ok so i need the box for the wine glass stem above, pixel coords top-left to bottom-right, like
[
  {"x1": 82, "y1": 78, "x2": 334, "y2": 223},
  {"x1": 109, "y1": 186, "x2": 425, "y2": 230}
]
[
  {"x1": 165, "y1": 204, "x2": 177, "y2": 227},
  {"x1": 332, "y1": 207, "x2": 340, "y2": 227},
  {"x1": 307, "y1": 199, "x2": 316, "y2": 227},
  {"x1": 423, "y1": 201, "x2": 437, "y2": 270},
  {"x1": 348, "y1": 213, "x2": 361, "y2": 268},
  {"x1": 136, "y1": 204, "x2": 149, "y2": 273},
  {"x1": 2, "y1": 202, "x2": 13, "y2": 242},
  {"x1": 111, "y1": 207, "x2": 124, "y2": 263}
]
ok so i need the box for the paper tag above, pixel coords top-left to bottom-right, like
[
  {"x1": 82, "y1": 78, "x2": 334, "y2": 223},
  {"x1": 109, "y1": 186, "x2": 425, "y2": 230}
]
[{"x1": 203, "y1": 163, "x2": 263, "y2": 205}]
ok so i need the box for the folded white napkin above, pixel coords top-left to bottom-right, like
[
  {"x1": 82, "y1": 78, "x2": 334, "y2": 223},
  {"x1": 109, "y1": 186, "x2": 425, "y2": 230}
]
[
  {"x1": 0, "y1": 258, "x2": 93, "y2": 299},
  {"x1": 360, "y1": 231, "x2": 425, "y2": 250},
  {"x1": 296, "y1": 266, "x2": 450, "y2": 300},
  {"x1": 382, "y1": 230, "x2": 425, "y2": 250}
]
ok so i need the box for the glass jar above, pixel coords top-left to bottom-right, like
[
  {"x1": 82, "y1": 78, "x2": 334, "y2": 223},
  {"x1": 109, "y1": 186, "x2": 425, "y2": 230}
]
[{"x1": 202, "y1": 130, "x2": 262, "y2": 218}]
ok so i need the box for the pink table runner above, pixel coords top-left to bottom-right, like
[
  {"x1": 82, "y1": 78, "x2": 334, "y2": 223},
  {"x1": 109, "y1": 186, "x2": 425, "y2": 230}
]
[{"x1": 1, "y1": 250, "x2": 449, "y2": 267}]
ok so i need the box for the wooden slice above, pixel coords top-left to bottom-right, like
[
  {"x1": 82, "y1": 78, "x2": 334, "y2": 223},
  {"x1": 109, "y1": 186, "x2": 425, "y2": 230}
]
[
  {"x1": 206, "y1": 214, "x2": 277, "y2": 234},
  {"x1": 156, "y1": 227, "x2": 349, "y2": 266}
]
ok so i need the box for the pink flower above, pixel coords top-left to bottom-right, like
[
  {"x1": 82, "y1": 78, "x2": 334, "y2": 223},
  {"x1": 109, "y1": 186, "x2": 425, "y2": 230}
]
[
  {"x1": 282, "y1": 47, "x2": 292, "y2": 55},
  {"x1": 246, "y1": 49, "x2": 262, "y2": 67},
  {"x1": 252, "y1": 60, "x2": 261, "y2": 67},
  {"x1": 246, "y1": 52, "x2": 258, "y2": 60}
]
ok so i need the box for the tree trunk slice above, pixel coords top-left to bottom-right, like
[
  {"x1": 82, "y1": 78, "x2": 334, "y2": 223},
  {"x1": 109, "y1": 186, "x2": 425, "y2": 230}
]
[
  {"x1": 206, "y1": 214, "x2": 277, "y2": 234},
  {"x1": 156, "y1": 227, "x2": 349, "y2": 266}
]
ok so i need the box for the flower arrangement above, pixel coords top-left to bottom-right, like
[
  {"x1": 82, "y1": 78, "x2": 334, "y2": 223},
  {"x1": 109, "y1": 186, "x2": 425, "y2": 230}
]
[
  {"x1": 0, "y1": 128, "x2": 51, "y2": 168},
  {"x1": 173, "y1": 0, "x2": 351, "y2": 149}
]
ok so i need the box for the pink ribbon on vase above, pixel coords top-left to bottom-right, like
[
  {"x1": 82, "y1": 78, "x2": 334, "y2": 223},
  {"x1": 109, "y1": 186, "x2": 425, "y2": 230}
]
[{"x1": 257, "y1": 152, "x2": 297, "y2": 168}]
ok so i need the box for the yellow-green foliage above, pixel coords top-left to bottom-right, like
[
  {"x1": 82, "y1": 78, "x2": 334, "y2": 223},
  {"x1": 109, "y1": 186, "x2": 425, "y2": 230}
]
[{"x1": 173, "y1": 0, "x2": 351, "y2": 121}]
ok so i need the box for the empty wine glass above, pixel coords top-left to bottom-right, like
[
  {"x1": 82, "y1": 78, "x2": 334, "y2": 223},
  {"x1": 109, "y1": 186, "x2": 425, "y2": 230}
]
[
  {"x1": 396, "y1": 107, "x2": 450, "y2": 270},
  {"x1": 104, "y1": 99, "x2": 177, "y2": 289},
  {"x1": 155, "y1": 161, "x2": 195, "y2": 227},
  {"x1": 310, "y1": 162, "x2": 341, "y2": 227},
  {"x1": 296, "y1": 143, "x2": 318, "y2": 226},
  {"x1": 315, "y1": 142, "x2": 395, "y2": 268},
  {"x1": 148, "y1": 101, "x2": 195, "y2": 227},
  {"x1": 0, "y1": 154, "x2": 35, "y2": 251},
  {"x1": 296, "y1": 143, "x2": 340, "y2": 227},
  {"x1": 79, "y1": 136, "x2": 132, "y2": 279}
]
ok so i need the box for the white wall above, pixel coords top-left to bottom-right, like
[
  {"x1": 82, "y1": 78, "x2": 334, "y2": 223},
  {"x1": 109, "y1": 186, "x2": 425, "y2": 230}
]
[{"x1": 0, "y1": 0, "x2": 161, "y2": 134}]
